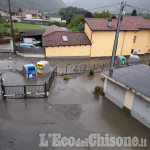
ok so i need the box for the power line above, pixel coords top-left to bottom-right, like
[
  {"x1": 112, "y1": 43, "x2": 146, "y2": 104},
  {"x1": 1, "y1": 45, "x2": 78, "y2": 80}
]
[
  {"x1": 126, "y1": 4, "x2": 150, "y2": 13},
  {"x1": 86, "y1": 3, "x2": 121, "y2": 11}
]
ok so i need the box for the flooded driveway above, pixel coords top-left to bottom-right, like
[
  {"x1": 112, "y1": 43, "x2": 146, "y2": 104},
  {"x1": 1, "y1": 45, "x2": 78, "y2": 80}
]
[{"x1": 0, "y1": 72, "x2": 149, "y2": 150}]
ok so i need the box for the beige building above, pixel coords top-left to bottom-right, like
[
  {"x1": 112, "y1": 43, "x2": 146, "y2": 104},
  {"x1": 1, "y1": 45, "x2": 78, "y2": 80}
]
[
  {"x1": 42, "y1": 25, "x2": 91, "y2": 58},
  {"x1": 43, "y1": 16, "x2": 150, "y2": 58}
]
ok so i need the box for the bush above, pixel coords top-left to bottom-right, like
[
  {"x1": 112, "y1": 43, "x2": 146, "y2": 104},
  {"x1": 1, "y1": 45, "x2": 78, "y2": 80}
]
[
  {"x1": 121, "y1": 108, "x2": 131, "y2": 118},
  {"x1": 47, "y1": 21, "x2": 66, "y2": 27},
  {"x1": 89, "y1": 69, "x2": 94, "y2": 76},
  {"x1": 63, "y1": 76, "x2": 69, "y2": 81},
  {"x1": 94, "y1": 86, "x2": 104, "y2": 95}
]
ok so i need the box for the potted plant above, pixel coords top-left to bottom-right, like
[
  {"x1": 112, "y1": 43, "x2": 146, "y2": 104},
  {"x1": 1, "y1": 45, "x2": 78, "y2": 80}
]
[{"x1": 94, "y1": 86, "x2": 104, "y2": 96}]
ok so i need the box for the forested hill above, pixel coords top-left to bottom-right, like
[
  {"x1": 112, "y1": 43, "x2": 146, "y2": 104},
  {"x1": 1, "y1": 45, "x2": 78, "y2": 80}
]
[{"x1": 0, "y1": 0, "x2": 66, "y2": 12}]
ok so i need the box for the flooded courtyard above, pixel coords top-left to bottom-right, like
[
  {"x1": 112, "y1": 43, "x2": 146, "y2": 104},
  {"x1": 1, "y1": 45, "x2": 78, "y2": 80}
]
[{"x1": 0, "y1": 53, "x2": 150, "y2": 149}]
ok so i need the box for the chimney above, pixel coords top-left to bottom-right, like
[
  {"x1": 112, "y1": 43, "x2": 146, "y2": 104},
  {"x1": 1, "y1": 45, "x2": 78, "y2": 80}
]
[{"x1": 108, "y1": 19, "x2": 112, "y2": 28}]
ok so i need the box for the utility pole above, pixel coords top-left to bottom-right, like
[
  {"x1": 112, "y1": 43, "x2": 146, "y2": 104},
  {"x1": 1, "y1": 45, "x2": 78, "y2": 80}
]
[
  {"x1": 8, "y1": 0, "x2": 15, "y2": 53},
  {"x1": 109, "y1": 1, "x2": 126, "y2": 75}
]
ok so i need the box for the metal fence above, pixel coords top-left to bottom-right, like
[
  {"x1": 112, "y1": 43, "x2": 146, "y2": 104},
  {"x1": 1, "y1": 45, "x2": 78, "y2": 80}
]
[
  {"x1": 0, "y1": 67, "x2": 57, "y2": 99},
  {"x1": 56, "y1": 60, "x2": 150, "y2": 75},
  {"x1": 47, "y1": 67, "x2": 57, "y2": 91}
]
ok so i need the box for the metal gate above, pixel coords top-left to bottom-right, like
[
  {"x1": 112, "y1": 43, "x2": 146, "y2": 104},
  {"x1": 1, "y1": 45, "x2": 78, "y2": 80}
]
[{"x1": 3, "y1": 85, "x2": 45, "y2": 99}]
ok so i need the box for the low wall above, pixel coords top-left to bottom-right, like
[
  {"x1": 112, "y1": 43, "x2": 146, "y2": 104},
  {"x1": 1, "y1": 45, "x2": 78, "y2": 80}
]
[{"x1": 15, "y1": 46, "x2": 45, "y2": 55}]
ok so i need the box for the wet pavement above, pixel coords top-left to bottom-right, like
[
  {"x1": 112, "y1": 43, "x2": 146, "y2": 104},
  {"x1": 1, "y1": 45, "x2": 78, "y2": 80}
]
[
  {"x1": 0, "y1": 54, "x2": 150, "y2": 150},
  {"x1": 0, "y1": 72, "x2": 150, "y2": 150},
  {"x1": 0, "y1": 44, "x2": 11, "y2": 52}
]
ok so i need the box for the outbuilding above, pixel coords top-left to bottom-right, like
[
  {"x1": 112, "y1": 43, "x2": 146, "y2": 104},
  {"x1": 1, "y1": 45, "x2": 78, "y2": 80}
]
[{"x1": 101, "y1": 64, "x2": 150, "y2": 128}]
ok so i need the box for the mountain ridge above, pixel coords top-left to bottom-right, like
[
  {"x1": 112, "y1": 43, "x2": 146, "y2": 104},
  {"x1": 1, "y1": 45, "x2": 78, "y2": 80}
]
[{"x1": 0, "y1": 0, "x2": 66, "y2": 12}]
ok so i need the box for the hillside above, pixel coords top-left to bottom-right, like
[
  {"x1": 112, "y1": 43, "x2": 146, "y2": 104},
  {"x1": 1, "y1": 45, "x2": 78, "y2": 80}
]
[
  {"x1": 0, "y1": 0, "x2": 66, "y2": 12},
  {"x1": 64, "y1": 0, "x2": 150, "y2": 13}
]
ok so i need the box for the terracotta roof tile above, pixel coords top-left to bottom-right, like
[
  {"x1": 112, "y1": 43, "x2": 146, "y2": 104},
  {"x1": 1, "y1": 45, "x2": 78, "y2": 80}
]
[
  {"x1": 23, "y1": 8, "x2": 39, "y2": 15},
  {"x1": 84, "y1": 16, "x2": 150, "y2": 31},
  {"x1": 43, "y1": 25, "x2": 68, "y2": 37},
  {"x1": 42, "y1": 31, "x2": 91, "y2": 47}
]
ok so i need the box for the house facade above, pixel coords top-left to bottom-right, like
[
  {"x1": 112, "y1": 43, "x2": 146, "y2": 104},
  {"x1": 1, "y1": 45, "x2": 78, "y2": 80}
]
[
  {"x1": 21, "y1": 8, "x2": 42, "y2": 20},
  {"x1": 0, "y1": 7, "x2": 22, "y2": 22},
  {"x1": 102, "y1": 64, "x2": 150, "y2": 128},
  {"x1": 43, "y1": 16, "x2": 150, "y2": 58},
  {"x1": 84, "y1": 16, "x2": 150, "y2": 57},
  {"x1": 42, "y1": 25, "x2": 91, "y2": 57}
]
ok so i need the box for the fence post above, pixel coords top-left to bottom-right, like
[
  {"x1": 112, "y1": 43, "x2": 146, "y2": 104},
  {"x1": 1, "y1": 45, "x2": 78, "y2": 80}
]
[
  {"x1": 1, "y1": 84, "x2": 6, "y2": 99},
  {"x1": 66, "y1": 66, "x2": 67, "y2": 75},
  {"x1": 24, "y1": 85, "x2": 27, "y2": 98},
  {"x1": 102, "y1": 64, "x2": 104, "y2": 71},
  {"x1": 149, "y1": 60, "x2": 150, "y2": 66},
  {"x1": 44, "y1": 81, "x2": 47, "y2": 98},
  {"x1": 94, "y1": 64, "x2": 95, "y2": 70},
  {"x1": 84, "y1": 64, "x2": 86, "y2": 72}
]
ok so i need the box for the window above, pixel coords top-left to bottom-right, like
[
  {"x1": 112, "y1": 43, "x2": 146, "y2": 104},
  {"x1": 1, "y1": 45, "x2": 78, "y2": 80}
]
[
  {"x1": 62, "y1": 36, "x2": 68, "y2": 42},
  {"x1": 133, "y1": 36, "x2": 136, "y2": 43},
  {"x1": 148, "y1": 49, "x2": 150, "y2": 52},
  {"x1": 131, "y1": 49, "x2": 134, "y2": 54}
]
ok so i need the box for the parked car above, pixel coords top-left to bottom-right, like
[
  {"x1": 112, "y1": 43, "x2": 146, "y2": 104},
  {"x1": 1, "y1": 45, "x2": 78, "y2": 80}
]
[
  {"x1": 23, "y1": 38, "x2": 41, "y2": 45},
  {"x1": 20, "y1": 43, "x2": 40, "y2": 48}
]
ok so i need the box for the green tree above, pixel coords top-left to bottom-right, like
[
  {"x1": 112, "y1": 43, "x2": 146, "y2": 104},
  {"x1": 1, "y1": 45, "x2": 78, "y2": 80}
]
[
  {"x1": 0, "y1": 15, "x2": 10, "y2": 36},
  {"x1": 67, "y1": 15, "x2": 84, "y2": 28},
  {"x1": 131, "y1": 9, "x2": 137, "y2": 16},
  {"x1": 94, "y1": 10, "x2": 111, "y2": 18},
  {"x1": 72, "y1": 22, "x2": 85, "y2": 31},
  {"x1": 59, "y1": 6, "x2": 87, "y2": 24}
]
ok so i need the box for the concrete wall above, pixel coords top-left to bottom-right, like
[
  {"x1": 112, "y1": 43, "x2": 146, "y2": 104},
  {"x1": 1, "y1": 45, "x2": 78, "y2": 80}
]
[
  {"x1": 84, "y1": 23, "x2": 92, "y2": 41},
  {"x1": 45, "y1": 45, "x2": 91, "y2": 57},
  {"x1": 105, "y1": 79, "x2": 126, "y2": 108},
  {"x1": 123, "y1": 90, "x2": 134, "y2": 110},
  {"x1": 131, "y1": 95, "x2": 150, "y2": 128}
]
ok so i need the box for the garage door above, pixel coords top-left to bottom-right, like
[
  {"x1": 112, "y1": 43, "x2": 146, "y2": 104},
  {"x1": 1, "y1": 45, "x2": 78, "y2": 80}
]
[
  {"x1": 131, "y1": 95, "x2": 150, "y2": 128},
  {"x1": 105, "y1": 80, "x2": 126, "y2": 108}
]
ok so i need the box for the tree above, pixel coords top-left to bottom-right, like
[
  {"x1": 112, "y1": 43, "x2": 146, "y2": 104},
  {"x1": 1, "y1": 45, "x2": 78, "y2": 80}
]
[
  {"x1": 67, "y1": 15, "x2": 84, "y2": 28},
  {"x1": 0, "y1": 15, "x2": 10, "y2": 36},
  {"x1": 59, "y1": 7, "x2": 87, "y2": 24},
  {"x1": 72, "y1": 22, "x2": 85, "y2": 31},
  {"x1": 94, "y1": 10, "x2": 111, "y2": 18},
  {"x1": 85, "y1": 12, "x2": 93, "y2": 18},
  {"x1": 131, "y1": 9, "x2": 137, "y2": 16}
]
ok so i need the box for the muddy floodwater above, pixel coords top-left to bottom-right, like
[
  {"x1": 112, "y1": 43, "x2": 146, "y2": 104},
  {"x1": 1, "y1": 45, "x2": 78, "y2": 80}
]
[{"x1": 0, "y1": 54, "x2": 150, "y2": 149}]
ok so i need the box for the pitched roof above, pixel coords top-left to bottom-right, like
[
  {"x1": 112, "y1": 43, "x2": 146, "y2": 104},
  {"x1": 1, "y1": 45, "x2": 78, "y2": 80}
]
[
  {"x1": 22, "y1": 8, "x2": 39, "y2": 15},
  {"x1": 42, "y1": 31, "x2": 91, "y2": 47},
  {"x1": 102, "y1": 64, "x2": 150, "y2": 99},
  {"x1": 20, "y1": 29, "x2": 45, "y2": 37},
  {"x1": 84, "y1": 16, "x2": 150, "y2": 31},
  {"x1": 43, "y1": 25, "x2": 68, "y2": 37}
]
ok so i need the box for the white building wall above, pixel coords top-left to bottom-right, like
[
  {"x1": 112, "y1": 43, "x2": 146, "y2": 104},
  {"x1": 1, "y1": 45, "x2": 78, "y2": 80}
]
[
  {"x1": 105, "y1": 80, "x2": 126, "y2": 108},
  {"x1": 50, "y1": 17, "x2": 61, "y2": 22},
  {"x1": 26, "y1": 14, "x2": 32, "y2": 19},
  {"x1": 131, "y1": 95, "x2": 150, "y2": 128}
]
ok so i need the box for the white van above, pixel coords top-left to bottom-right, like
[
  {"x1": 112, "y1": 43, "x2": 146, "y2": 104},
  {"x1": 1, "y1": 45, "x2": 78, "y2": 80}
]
[{"x1": 23, "y1": 38, "x2": 41, "y2": 45}]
